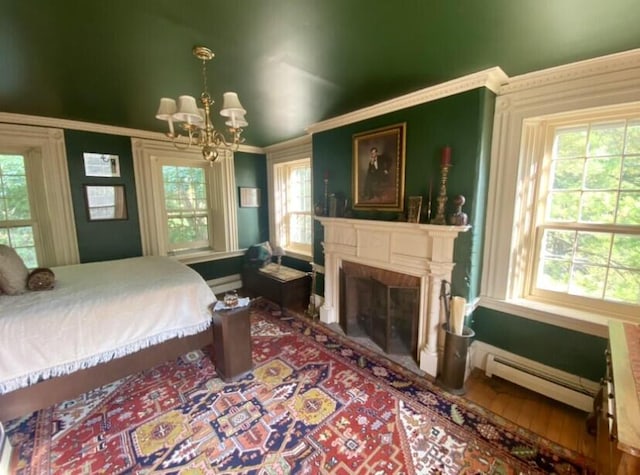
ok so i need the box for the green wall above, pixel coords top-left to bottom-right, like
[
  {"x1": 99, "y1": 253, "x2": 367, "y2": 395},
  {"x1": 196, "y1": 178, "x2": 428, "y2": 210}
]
[
  {"x1": 472, "y1": 307, "x2": 607, "y2": 381},
  {"x1": 234, "y1": 151, "x2": 269, "y2": 249},
  {"x1": 312, "y1": 88, "x2": 494, "y2": 300},
  {"x1": 65, "y1": 130, "x2": 142, "y2": 262},
  {"x1": 64, "y1": 130, "x2": 266, "y2": 280}
]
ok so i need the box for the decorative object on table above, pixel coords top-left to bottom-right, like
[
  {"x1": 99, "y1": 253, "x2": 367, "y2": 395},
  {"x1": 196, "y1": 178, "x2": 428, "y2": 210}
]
[
  {"x1": 223, "y1": 290, "x2": 239, "y2": 308},
  {"x1": 272, "y1": 245, "x2": 285, "y2": 271},
  {"x1": 426, "y1": 177, "x2": 433, "y2": 223},
  {"x1": 432, "y1": 146, "x2": 451, "y2": 224},
  {"x1": 155, "y1": 46, "x2": 248, "y2": 162},
  {"x1": 352, "y1": 123, "x2": 406, "y2": 211},
  {"x1": 407, "y1": 196, "x2": 423, "y2": 223},
  {"x1": 244, "y1": 241, "x2": 272, "y2": 269},
  {"x1": 448, "y1": 194, "x2": 468, "y2": 226},
  {"x1": 323, "y1": 171, "x2": 329, "y2": 216},
  {"x1": 328, "y1": 191, "x2": 347, "y2": 217},
  {"x1": 213, "y1": 294, "x2": 250, "y2": 312}
]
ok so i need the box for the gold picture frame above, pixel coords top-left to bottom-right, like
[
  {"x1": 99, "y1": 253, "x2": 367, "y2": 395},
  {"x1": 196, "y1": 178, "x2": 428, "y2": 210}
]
[
  {"x1": 407, "y1": 196, "x2": 422, "y2": 223},
  {"x1": 352, "y1": 123, "x2": 406, "y2": 211}
]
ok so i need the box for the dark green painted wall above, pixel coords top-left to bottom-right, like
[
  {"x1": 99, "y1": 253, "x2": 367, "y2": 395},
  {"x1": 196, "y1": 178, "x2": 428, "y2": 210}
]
[
  {"x1": 472, "y1": 307, "x2": 607, "y2": 381},
  {"x1": 312, "y1": 88, "x2": 493, "y2": 300},
  {"x1": 65, "y1": 130, "x2": 142, "y2": 262},
  {"x1": 64, "y1": 130, "x2": 267, "y2": 279},
  {"x1": 234, "y1": 151, "x2": 269, "y2": 249}
]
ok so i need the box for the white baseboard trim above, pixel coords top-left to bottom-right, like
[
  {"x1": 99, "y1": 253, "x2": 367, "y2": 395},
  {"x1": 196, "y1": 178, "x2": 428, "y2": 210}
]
[
  {"x1": 207, "y1": 273, "x2": 242, "y2": 296},
  {"x1": 470, "y1": 341, "x2": 599, "y2": 412}
]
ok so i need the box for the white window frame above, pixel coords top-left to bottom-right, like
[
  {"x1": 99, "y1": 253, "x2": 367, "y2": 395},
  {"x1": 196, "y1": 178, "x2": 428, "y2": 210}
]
[
  {"x1": 266, "y1": 136, "x2": 313, "y2": 260},
  {"x1": 0, "y1": 124, "x2": 79, "y2": 266},
  {"x1": 132, "y1": 138, "x2": 240, "y2": 264},
  {"x1": 481, "y1": 49, "x2": 640, "y2": 337}
]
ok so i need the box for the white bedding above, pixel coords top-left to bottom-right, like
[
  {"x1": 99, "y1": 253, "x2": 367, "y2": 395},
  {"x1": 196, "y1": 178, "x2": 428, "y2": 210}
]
[{"x1": 0, "y1": 256, "x2": 216, "y2": 394}]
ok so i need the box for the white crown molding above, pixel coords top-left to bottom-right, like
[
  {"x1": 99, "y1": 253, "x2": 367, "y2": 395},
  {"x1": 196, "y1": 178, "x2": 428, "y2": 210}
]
[
  {"x1": 264, "y1": 134, "x2": 311, "y2": 153},
  {"x1": 0, "y1": 112, "x2": 265, "y2": 154},
  {"x1": 501, "y1": 48, "x2": 640, "y2": 95},
  {"x1": 305, "y1": 67, "x2": 508, "y2": 135}
]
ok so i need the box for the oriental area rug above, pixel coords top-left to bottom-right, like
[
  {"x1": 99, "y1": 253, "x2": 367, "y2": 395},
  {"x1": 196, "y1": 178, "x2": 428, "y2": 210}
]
[{"x1": 6, "y1": 299, "x2": 595, "y2": 474}]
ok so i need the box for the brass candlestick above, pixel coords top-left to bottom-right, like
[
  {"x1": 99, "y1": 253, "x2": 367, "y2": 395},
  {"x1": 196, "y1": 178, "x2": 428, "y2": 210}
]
[{"x1": 431, "y1": 164, "x2": 450, "y2": 225}]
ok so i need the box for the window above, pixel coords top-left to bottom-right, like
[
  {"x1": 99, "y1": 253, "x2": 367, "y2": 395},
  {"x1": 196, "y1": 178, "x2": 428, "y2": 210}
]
[
  {"x1": 266, "y1": 136, "x2": 313, "y2": 259},
  {"x1": 481, "y1": 50, "x2": 640, "y2": 331},
  {"x1": 162, "y1": 165, "x2": 210, "y2": 252},
  {"x1": 0, "y1": 154, "x2": 37, "y2": 267},
  {"x1": 273, "y1": 159, "x2": 312, "y2": 255},
  {"x1": 529, "y1": 114, "x2": 640, "y2": 314},
  {"x1": 0, "y1": 124, "x2": 79, "y2": 267},
  {"x1": 132, "y1": 139, "x2": 239, "y2": 263}
]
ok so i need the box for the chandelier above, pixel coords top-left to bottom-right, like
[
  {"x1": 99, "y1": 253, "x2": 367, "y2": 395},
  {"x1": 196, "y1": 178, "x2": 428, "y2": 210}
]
[{"x1": 155, "y1": 46, "x2": 248, "y2": 162}]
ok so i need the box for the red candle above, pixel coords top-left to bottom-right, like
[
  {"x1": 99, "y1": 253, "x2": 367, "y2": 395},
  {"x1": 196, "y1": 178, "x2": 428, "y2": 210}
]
[{"x1": 441, "y1": 146, "x2": 452, "y2": 167}]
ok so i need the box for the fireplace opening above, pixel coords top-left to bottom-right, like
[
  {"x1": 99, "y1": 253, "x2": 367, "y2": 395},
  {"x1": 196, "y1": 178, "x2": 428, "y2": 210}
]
[{"x1": 340, "y1": 262, "x2": 419, "y2": 360}]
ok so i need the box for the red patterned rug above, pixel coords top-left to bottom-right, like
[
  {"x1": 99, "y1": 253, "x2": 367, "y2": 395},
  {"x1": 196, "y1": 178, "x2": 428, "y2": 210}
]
[{"x1": 6, "y1": 299, "x2": 595, "y2": 474}]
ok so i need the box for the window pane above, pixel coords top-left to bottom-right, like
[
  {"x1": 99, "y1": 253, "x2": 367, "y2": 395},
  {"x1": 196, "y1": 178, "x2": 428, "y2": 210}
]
[
  {"x1": 0, "y1": 156, "x2": 31, "y2": 221},
  {"x1": 605, "y1": 269, "x2": 640, "y2": 304},
  {"x1": 289, "y1": 213, "x2": 312, "y2": 244},
  {"x1": 542, "y1": 229, "x2": 575, "y2": 259},
  {"x1": 617, "y1": 192, "x2": 640, "y2": 225},
  {"x1": 621, "y1": 156, "x2": 640, "y2": 190},
  {"x1": 538, "y1": 260, "x2": 571, "y2": 292},
  {"x1": 570, "y1": 264, "x2": 606, "y2": 298},
  {"x1": 588, "y1": 122, "x2": 625, "y2": 157},
  {"x1": 550, "y1": 158, "x2": 583, "y2": 190},
  {"x1": 625, "y1": 120, "x2": 640, "y2": 154},
  {"x1": 611, "y1": 234, "x2": 640, "y2": 269},
  {"x1": 163, "y1": 165, "x2": 209, "y2": 249},
  {"x1": 579, "y1": 191, "x2": 616, "y2": 223},
  {"x1": 584, "y1": 157, "x2": 621, "y2": 190},
  {"x1": 555, "y1": 126, "x2": 587, "y2": 158},
  {"x1": 575, "y1": 232, "x2": 611, "y2": 266},
  {"x1": 547, "y1": 191, "x2": 580, "y2": 221}
]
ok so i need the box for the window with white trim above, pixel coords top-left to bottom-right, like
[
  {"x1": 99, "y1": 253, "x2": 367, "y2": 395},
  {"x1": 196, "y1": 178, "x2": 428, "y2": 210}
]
[
  {"x1": 162, "y1": 164, "x2": 211, "y2": 253},
  {"x1": 0, "y1": 154, "x2": 38, "y2": 267},
  {"x1": 0, "y1": 124, "x2": 79, "y2": 267},
  {"x1": 273, "y1": 158, "x2": 312, "y2": 256},
  {"x1": 529, "y1": 114, "x2": 640, "y2": 314},
  {"x1": 132, "y1": 139, "x2": 239, "y2": 263}
]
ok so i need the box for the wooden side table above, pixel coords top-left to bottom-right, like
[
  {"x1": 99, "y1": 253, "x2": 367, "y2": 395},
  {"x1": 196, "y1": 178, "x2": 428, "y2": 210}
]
[
  {"x1": 242, "y1": 263, "x2": 311, "y2": 311},
  {"x1": 211, "y1": 305, "x2": 252, "y2": 381}
]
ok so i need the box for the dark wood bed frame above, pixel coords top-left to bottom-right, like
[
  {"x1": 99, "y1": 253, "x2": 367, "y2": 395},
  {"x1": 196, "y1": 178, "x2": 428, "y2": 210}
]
[{"x1": 0, "y1": 329, "x2": 212, "y2": 422}]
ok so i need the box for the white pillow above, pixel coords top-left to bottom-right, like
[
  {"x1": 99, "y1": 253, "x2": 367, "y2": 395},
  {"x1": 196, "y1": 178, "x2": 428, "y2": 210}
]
[{"x1": 0, "y1": 245, "x2": 29, "y2": 295}]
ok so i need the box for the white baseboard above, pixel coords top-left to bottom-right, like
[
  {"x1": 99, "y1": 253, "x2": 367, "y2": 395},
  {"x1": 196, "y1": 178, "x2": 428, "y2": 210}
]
[
  {"x1": 206, "y1": 273, "x2": 242, "y2": 296},
  {"x1": 470, "y1": 341, "x2": 599, "y2": 412}
]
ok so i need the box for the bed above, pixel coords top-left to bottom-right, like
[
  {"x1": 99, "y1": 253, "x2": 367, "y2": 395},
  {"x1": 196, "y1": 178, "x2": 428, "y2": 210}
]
[{"x1": 0, "y1": 256, "x2": 216, "y2": 421}]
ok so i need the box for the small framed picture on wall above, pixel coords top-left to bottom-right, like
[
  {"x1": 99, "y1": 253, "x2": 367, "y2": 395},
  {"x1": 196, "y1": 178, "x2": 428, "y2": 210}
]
[{"x1": 239, "y1": 187, "x2": 260, "y2": 207}]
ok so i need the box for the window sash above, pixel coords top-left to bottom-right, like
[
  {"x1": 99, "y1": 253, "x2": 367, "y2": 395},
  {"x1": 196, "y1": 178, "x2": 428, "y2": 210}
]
[
  {"x1": 527, "y1": 113, "x2": 640, "y2": 314},
  {"x1": 162, "y1": 163, "x2": 213, "y2": 253}
]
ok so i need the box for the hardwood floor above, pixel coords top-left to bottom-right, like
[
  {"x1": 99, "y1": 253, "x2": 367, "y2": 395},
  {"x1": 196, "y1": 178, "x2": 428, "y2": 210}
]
[{"x1": 463, "y1": 368, "x2": 597, "y2": 459}]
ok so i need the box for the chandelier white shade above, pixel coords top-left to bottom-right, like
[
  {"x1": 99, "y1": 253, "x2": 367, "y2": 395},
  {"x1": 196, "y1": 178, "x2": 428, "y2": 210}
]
[{"x1": 155, "y1": 46, "x2": 248, "y2": 162}]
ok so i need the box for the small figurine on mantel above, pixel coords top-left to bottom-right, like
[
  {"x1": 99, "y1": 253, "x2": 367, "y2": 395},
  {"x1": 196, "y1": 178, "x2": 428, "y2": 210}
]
[{"x1": 448, "y1": 194, "x2": 468, "y2": 226}]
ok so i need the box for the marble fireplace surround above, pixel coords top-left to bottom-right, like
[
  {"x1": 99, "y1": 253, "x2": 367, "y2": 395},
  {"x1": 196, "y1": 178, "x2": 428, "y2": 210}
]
[{"x1": 316, "y1": 216, "x2": 469, "y2": 377}]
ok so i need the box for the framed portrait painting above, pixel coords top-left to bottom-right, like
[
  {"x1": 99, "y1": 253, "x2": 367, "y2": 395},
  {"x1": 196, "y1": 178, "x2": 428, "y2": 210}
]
[{"x1": 352, "y1": 123, "x2": 406, "y2": 211}]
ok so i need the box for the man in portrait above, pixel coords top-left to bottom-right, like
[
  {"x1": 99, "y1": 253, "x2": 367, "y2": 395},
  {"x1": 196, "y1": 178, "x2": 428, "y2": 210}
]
[{"x1": 362, "y1": 147, "x2": 390, "y2": 200}]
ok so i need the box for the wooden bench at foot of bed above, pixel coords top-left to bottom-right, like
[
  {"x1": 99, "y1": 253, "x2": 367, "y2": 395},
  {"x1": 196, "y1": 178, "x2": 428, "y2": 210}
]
[{"x1": 0, "y1": 329, "x2": 212, "y2": 423}]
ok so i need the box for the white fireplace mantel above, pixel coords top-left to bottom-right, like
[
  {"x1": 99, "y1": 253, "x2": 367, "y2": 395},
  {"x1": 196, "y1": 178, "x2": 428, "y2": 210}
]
[{"x1": 315, "y1": 216, "x2": 470, "y2": 377}]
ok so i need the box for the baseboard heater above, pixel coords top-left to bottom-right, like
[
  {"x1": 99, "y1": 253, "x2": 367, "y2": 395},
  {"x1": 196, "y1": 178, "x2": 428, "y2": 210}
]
[{"x1": 485, "y1": 353, "x2": 596, "y2": 413}]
